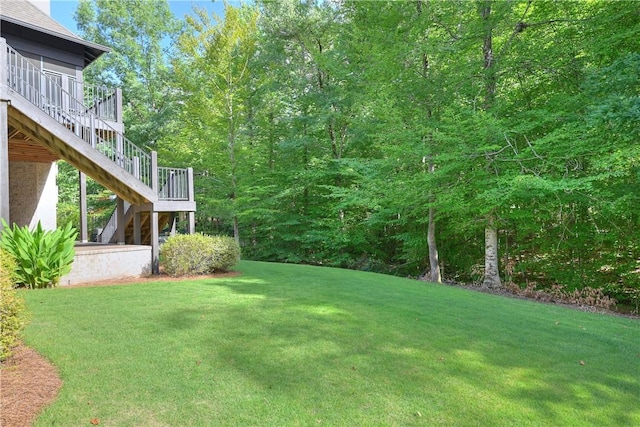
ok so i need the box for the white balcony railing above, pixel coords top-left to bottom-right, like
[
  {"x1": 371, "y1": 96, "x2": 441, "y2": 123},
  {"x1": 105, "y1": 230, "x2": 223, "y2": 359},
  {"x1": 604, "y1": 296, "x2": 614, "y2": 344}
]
[{"x1": 5, "y1": 43, "x2": 152, "y2": 187}]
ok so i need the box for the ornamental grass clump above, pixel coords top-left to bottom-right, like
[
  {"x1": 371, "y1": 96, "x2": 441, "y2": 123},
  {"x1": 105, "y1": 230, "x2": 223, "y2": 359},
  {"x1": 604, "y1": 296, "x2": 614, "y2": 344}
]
[
  {"x1": 0, "y1": 248, "x2": 26, "y2": 361},
  {"x1": 160, "y1": 234, "x2": 240, "y2": 276}
]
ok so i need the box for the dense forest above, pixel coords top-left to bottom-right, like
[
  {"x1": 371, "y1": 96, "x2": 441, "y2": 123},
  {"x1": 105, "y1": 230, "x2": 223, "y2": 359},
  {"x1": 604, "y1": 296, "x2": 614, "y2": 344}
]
[{"x1": 58, "y1": 0, "x2": 639, "y2": 305}]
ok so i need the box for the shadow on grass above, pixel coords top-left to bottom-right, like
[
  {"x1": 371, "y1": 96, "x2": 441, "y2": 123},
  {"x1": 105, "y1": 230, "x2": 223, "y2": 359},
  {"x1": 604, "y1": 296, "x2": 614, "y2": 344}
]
[{"x1": 153, "y1": 263, "x2": 640, "y2": 425}]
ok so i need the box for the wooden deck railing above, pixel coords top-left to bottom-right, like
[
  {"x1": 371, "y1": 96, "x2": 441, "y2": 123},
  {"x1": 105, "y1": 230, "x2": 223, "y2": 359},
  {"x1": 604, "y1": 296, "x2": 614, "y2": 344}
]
[
  {"x1": 3, "y1": 41, "x2": 193, "y2": 204},
  {"x1": 158, "y1": 167, "x2": 192, "y2": 201},
  {"x1": 98, "y1": 166, "x2": 194, "y2": 243}
]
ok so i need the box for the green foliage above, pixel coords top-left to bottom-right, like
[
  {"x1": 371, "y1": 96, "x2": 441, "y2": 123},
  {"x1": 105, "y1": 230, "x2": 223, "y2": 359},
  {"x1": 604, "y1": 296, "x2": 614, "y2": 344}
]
[
  {"x1": 56, "y1": 161, "x2": 116, "y2": 234},
  {"x1": 164, "y1": 3, "x2": 259, "y2": 244},
  {"x1": 80, "y1": 0, "x2": 639, "y2": 301},
  {"x1": 0, "y1": 221, "x2": 77, "y2": 289},
  {"x1": 0, "y1": 248, "x2": 17, "y2": 287},
  {"x1": 0, "y1": 249, "x2": 26, "y2": 361},
  {"x1": 161, "y1": 234, "x2": 211, "y2": 276},
  {"x1": 160, "y1": 234, "x2": 240, "y2": 276},
  {"x1": 76, "y1": 0, "x2": 182, "y2": 150},
  {"x1": 208, "y1": 235, "x2": 242, "y2": 272}
]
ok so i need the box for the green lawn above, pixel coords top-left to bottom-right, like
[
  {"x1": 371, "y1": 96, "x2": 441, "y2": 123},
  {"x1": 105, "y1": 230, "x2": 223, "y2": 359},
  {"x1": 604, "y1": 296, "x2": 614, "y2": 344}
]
[{"x1": 22, "y1": 261, "x2": 640, "y2": 426}]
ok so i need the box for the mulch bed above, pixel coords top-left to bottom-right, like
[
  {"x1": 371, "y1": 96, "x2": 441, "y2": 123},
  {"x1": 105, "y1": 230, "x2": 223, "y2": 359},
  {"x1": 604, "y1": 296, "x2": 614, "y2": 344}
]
[{"x1": 0, "y1": 344, "x2": 62, "y2": 427}]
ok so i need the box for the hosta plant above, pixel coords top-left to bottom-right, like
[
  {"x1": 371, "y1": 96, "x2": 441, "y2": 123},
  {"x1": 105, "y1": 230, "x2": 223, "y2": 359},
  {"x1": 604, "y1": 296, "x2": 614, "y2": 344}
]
[{"x1": 0, "y1": 220, "x2": 77, "y2": 289}]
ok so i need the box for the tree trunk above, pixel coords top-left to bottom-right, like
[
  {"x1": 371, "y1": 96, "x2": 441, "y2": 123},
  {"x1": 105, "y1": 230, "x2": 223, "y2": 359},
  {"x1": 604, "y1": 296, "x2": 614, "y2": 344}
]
[
  {"x1": 426, "y1": 160, "x2": 441, "y2": 283},
  {"x1": 479, "y1": 0, "x2": 502, "y2": 289},
  {"x1": 427, "y1": 204, "x2": 441, "y2": 283},
  {"x1": 228, "y1": 74, "x2": 240, "y2": 246},
  {"x1": 233, "y1": 215, "x2": 240, "y2": 246},
  {"x1": 483, "y1": 212, "x2": 502, "y2": 288}
]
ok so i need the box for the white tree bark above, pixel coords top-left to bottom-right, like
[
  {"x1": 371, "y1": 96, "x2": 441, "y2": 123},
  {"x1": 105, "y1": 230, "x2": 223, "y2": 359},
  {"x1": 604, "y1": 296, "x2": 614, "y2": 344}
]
[
  {"x1": 427, "y1": 204, "x2": 442, "y2": 283},
  {"x1": 483, "y1": 212, "x2": 502, "y2": 289},
  {"x1": 426, "y1": 161, "x2": 441, "y2": 283},
  {"x1": 479, "y1": 2, "x2": 501, "y2": 290}
]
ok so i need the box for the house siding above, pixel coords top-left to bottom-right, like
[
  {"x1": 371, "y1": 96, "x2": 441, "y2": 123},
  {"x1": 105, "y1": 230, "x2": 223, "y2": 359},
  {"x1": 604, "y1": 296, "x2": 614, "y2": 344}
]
[{"x1": 3, "y1": 32, "x2": 84, "y2": 83}]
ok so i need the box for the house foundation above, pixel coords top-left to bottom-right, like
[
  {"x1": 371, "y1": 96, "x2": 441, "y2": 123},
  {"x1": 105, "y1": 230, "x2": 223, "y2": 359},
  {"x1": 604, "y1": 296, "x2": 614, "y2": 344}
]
[{"x1": 60, "y1": 243, "x2": 152, "y2": 286}]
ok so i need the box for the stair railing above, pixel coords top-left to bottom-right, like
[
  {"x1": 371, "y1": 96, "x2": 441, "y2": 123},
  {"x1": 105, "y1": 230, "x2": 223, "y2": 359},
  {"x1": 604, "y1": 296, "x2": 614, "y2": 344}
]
[
  {"x1": 4, "y1": 38, "x2": 194, "y2": 245},
  {"x1": 5, "y1": 43, "x2": 152, "y2": 188},
  {"x1": 97, "y1": 167, "x2": 192, "y2": 242},
  {"x1": 97, "y1": 205, "x2": 117, "y2": 243},
  {"x1": 78, "y1": 82, "x2": 119, "y2": 121},
  {"x1": 158, "y1": 167, "x2": 191, "y2": 201}
]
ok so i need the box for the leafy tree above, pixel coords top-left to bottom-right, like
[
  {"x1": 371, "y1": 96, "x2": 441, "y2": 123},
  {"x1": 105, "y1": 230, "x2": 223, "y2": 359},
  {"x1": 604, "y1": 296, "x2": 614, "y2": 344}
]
[
  {"x1": 166, "y1": 2, "x2": 258, "y2": 245},
  {"x1": 75, "y1": 0, "x2": 182, "y2": 149},
  {"x1": 245, "y1": 0, "x2": 362, "y2": 264},
  {"x1": 56, "y1": 162, "x2": 114, "y2": 235},
  {"x1": 65, "y1": 0, "x2": 640, "y2": 305}
]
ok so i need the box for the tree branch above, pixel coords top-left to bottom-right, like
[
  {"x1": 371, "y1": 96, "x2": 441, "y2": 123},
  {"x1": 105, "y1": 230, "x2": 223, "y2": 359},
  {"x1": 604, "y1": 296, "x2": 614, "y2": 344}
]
[{"x1": 496, "y1": 0, "x2": 532, "y2": 60}]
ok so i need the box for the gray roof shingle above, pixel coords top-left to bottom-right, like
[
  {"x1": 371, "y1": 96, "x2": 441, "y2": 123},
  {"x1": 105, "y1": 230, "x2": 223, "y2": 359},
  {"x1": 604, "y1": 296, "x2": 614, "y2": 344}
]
[{"x1": 0, "y1": 0, "x2": 109, "y2": 65}]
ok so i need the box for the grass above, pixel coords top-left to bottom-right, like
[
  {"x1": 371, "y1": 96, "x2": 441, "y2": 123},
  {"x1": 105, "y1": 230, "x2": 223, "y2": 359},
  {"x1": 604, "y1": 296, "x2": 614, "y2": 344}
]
[{"x1": 21, "y1": 260, "x2": 640, "y2": 426}]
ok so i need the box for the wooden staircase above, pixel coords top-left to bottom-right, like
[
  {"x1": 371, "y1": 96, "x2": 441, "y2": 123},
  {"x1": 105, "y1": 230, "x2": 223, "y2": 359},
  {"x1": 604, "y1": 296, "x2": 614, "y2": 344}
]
[
  {"x1": 7, "y1": 96, "x2": 156, "y2": 204},
  {"x1": 124, "y1": 211, "x2": 173, "y2": 245},
  {"x1": 98, "y1": 202, "x2": 173, "y2": 245},
  {"x1": 3, "y1": 40, "x2": 196, "y2": 271}
]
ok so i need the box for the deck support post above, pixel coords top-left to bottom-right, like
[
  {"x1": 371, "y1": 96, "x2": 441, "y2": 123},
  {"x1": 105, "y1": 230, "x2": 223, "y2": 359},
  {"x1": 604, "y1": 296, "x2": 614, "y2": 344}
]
[
  {"x1": 187, "y1": 167, "x2": 195, "y2": 234},
  {"x1": 0, "y1": 38, "x2": 9, "y2": 229},
  {"x1": 116, "y1": 197, "x2": 125, "y2": 244},
  {"x1": 188, "y1": 212, "x2": 195, "y2": 234},
  {"x1": 151, "y1": 210, "x2": 159, "y2": 274},
  {"x1": 133, "y1": 210, "x2": 141, "y2": 245},
  {"x1": 79, "y1": 171, "x2": 88, "y2": 242},
  {"x1": 150, "y1": 151, "x2": 160, "y2": 273},
  {"x1": 0, "y1": 101, "x2": 9, "y2": 229}
]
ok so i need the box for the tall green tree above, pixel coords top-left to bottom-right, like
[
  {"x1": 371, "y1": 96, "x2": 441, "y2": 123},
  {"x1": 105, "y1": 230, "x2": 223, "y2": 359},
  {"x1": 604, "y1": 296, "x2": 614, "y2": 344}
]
[
  {"x1": 167, "y1": 2, "x2": 258, "y2": 244},
  {"x1": 75, "y1": 0, "x2": 182, "y2": 149},
  {"x1": 66, "y1": 0, "x2": 640, "y2": 303},
  {"x1": 247, "y1": 0, "x2": 366, "y2": 265}
]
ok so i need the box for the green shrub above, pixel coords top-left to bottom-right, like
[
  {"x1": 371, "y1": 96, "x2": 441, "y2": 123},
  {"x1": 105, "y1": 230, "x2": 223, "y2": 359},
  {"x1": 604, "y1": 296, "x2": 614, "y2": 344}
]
[
  {"x1": 0, "y1": 248, "x2": 26, "y2": 361},
  {"x1": 160, "y1": 234, "x2": 240, "y2": 276},
  {"x1": 208, "y1": 236, "x2": 242, "y2": 272},
  {"x1": 0, "y1": 220, "x2": 77, "y2": 289}
]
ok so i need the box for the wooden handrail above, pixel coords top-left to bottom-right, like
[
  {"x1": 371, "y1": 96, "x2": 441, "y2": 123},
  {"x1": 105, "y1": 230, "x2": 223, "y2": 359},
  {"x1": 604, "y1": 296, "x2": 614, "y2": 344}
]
[{"x1": 4, "y1": 39, "x2": 194, "y2": 205}]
